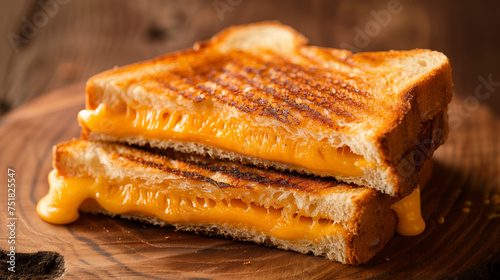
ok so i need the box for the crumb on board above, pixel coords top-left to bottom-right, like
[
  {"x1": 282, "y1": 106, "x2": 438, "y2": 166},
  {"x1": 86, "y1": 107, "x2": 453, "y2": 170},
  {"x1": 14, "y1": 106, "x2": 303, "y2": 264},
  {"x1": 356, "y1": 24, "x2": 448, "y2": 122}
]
[
  {"x1": 243, "y1": 261, "x2": 251, "y2": 265},
  {"x1": 164, "y1": 236, "x2": 170, "y2": 240},
  {"x1": 438, "y1": 217, "x2": 445, "y2": 224},
  {"x1": 464, "y1": 200, "x2": 472, "y2": 206},
  {"x1": 385, "y1": 258, "x2": 390, "y2": 262},
  {"x1": 462, "y1": 207, "x2": 470, "y2": 213},
  {"x1": 484, "y1": 199, "x2": 491, "y2": 205}
]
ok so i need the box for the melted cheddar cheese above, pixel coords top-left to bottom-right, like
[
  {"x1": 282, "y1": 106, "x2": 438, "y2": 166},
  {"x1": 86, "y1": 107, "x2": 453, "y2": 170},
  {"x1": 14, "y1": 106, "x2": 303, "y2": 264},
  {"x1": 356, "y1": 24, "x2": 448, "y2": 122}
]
[
  {"x1": 37, "y1": 170, "x2": 344, "y2": 241},
  {"x1": 78, "y1": 104, "x2": 372, "y2": 177},
  {"x1": 37, "y1": 170, "x2": 425, "y2": 240},
  {"x1": 391, "y1": 186, "x2": 425, "y2": 236}
]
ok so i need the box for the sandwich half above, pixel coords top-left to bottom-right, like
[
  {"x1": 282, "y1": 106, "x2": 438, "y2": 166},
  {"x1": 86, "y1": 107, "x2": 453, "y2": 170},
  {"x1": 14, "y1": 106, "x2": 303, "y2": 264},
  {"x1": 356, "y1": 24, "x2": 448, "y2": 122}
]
[
  {"x1": 78, "y1": 21, "x2": 452, "y2": 197},
  {"x1": 37, "y1": 140, "x2": 404, "y2": 265}
]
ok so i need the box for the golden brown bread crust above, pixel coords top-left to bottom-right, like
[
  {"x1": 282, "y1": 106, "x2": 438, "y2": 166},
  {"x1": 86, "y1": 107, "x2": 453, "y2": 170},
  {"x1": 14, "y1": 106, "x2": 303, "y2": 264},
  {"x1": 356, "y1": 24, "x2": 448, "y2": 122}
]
[
  {"x1": 82, "y1": 21, "x2": 453, "y2": 197},
  {"x1": 53, "y1": 139, "x2": 397, "y2": 264},
  {"x1": 348, "y1": 192, "x2": 397, "y2": 265},
  {"x1": 381, "y1": 109, "x2": 448, "y2": 197}
]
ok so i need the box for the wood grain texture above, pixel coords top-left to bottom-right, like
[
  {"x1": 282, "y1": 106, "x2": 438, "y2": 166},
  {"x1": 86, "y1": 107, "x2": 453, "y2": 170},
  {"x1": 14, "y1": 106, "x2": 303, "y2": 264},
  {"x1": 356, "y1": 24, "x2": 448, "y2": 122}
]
[{"x1": 0, "y1": 84, "x2": 499, "y2": 279}]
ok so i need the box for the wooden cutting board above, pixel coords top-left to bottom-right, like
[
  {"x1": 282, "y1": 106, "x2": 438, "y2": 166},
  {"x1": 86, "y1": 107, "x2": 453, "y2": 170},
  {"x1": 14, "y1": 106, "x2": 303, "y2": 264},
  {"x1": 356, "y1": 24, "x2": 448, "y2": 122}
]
[{"x1": 1, "y1": 83, "x2": 499, "y2": 279}]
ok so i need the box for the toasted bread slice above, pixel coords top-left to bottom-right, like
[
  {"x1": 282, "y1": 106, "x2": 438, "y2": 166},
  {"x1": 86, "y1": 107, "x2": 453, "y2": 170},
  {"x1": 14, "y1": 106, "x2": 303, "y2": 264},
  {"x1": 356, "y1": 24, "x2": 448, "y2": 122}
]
[
  {"x1": 37, "y1": 140, "x2": 397, "y2": 265},
  {"x1": 79, "y1": 21, "x2": 452, "y2": 197}
]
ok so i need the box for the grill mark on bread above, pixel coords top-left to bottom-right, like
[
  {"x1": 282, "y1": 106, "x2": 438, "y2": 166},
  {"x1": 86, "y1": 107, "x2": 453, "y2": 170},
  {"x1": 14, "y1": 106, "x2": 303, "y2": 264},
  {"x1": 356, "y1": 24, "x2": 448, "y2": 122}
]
[
  {"x1": 297, "y1": 46, "x2": 355, "y2": 67},
  {"x1": 224, "y1": 59, "x2": 333, "y2": 125},
  {"x1": 214, "y1": 66, "x2": 303, "y2": 125},
  {"x1": 265, "y1": 76, "x2": 355, "y2": 120},
  {"x1": 228, "y1": 54, "x2": 365, "y2": 121},
  {"x1": 120, "y1": 153, "x2": 235, "y2": 188},
  {"x1": 260, "y1": 53, "x2": 372, "y2": 99},
  {"x1": 137, "y1": 51, "x2": 374, "y2": 127},
  {"x1": 245, "y1": 54, "x2": 371, "y2": 108},
  {"x1": 174, "y1": 59, "x2": 307, "y2": 125},
  {"x1": 152, "y1": 77, "x2": 179, "y2": 93},
  {"x1": 190, "y1": 161, "x2": 327, "y2": 191},
  {"x1": 121, "y1": 145, "x2": 344, "y2": 192}
]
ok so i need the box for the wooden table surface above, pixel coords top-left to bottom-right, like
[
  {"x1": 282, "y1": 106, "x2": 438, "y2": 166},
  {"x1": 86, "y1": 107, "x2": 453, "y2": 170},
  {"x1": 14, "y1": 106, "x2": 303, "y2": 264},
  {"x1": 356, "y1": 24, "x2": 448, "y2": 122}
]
[{"x1": 1, "y1": 1, "x2": 499, "y2": 279}]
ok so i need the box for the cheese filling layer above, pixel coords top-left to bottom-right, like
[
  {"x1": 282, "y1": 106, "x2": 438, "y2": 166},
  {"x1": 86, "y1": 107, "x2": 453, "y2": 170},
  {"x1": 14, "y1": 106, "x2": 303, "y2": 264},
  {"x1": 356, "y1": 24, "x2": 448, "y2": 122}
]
[
  {"x1": 37, "y1": 170, "x2": 425, "y2": 238},
  {"x1": 78, "y1": 104, "x2": 372, "y2": 177},
  {"x1": 37, "y1": 170, "x2": 345, "y2": 242}
]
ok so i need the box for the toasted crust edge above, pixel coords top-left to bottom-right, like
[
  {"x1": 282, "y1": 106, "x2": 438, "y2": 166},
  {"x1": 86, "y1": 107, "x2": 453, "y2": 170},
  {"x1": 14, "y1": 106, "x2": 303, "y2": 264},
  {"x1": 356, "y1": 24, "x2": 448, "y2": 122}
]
[
  {"x1": 378, "y1": 57, "x2": 452, "y2": 196},
  {"x1": 348, "y1": 193, "x2": 397, "y2": 265}
]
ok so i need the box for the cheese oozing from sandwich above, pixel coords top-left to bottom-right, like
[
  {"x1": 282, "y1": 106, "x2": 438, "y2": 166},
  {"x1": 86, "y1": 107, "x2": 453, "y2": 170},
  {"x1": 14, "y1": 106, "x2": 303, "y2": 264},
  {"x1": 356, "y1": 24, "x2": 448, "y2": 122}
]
[
  {"x1": 391, "y1": 187, "x2": 425, "y2": 236},
  {"x1": 37, "y1": 170, "x2": 424, "y2": 238},
  {"x1": 37, "y1": 170, "x2": 344, "y2": 241},
  {"x1": 78, "y1": 104, "x2": 372, "y2": 177}
]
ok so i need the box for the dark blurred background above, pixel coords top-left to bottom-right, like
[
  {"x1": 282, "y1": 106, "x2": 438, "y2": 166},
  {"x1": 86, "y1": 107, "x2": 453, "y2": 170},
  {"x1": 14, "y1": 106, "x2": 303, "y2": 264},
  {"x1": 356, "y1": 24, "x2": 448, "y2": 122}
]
[{"x1": 1, "y1": 0, "x2": 499, "y2": 117}]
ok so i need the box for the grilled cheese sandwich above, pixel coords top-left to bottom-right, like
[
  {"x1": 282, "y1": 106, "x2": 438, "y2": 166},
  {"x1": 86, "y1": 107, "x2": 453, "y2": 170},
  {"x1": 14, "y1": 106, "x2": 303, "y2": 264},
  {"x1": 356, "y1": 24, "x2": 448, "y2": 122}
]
[{"x1": 36, "y1": 22, "x2": 451, "y2": 265}]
